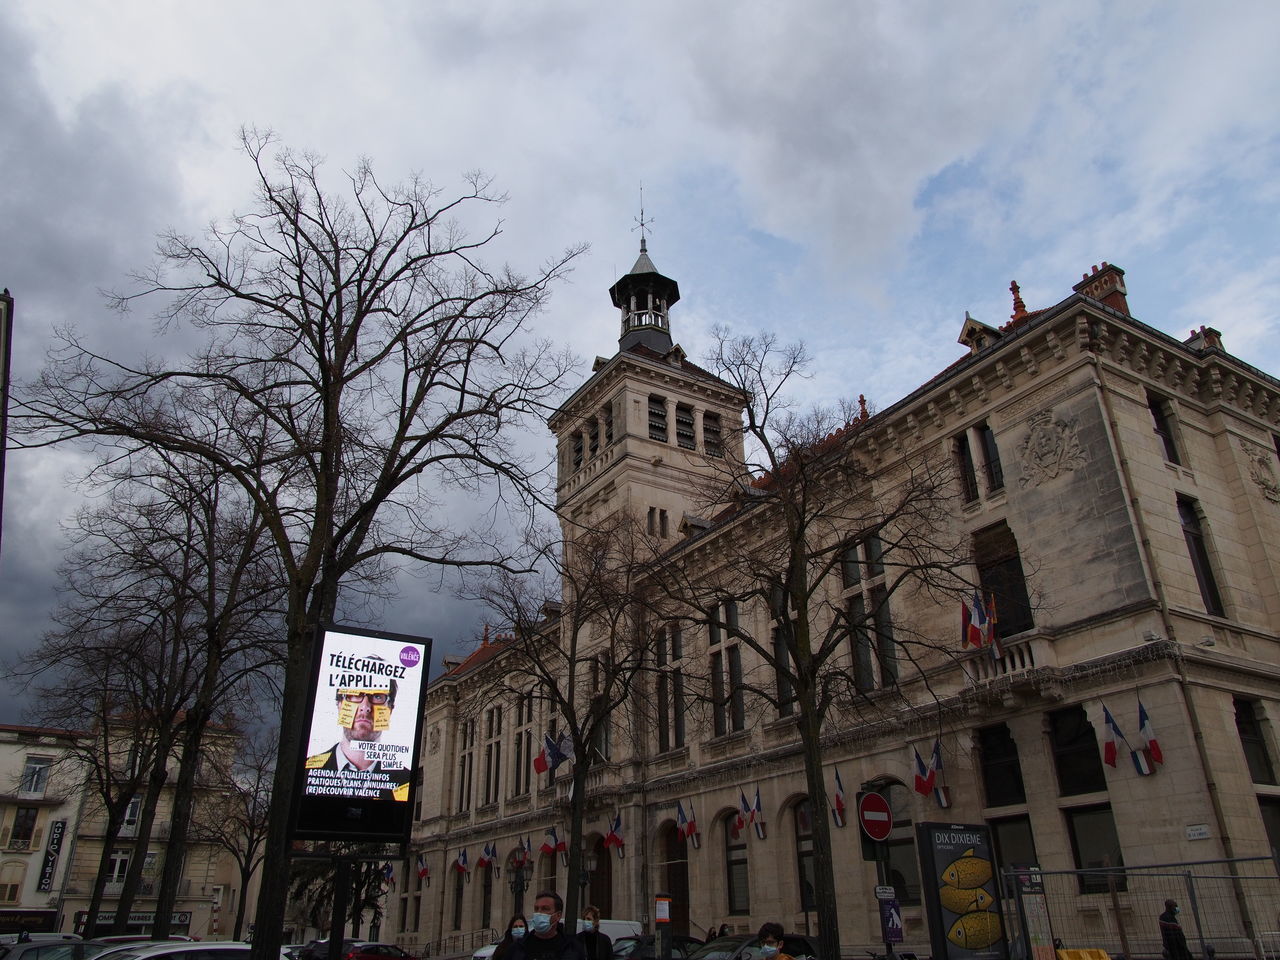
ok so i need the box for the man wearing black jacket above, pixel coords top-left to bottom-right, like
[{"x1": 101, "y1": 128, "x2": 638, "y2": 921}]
[{"x1": 509, "y1": 891, "x2": 587, "y2": 960}]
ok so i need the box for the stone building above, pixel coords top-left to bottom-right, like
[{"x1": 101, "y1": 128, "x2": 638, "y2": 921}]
[{"x1": 403, "y1": 249, "x2": 1280, "y2": 956}]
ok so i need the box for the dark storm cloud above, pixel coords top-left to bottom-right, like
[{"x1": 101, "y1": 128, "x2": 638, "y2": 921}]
[{"x1": 0, "y1": 11, "x2": 186, "y2": 719}]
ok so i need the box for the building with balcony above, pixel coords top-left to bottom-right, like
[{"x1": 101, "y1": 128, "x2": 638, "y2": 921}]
[{"x1": 403, "y1": 252, "x2": 1280, "y2": 955}]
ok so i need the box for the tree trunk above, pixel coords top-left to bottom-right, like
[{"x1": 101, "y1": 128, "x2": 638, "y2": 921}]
[
  {"x1": 84, "y1": 806, "x2": 126, "y2": 936},
  {"x1": 152, "y1": 707, "x2": 210, "y2": 938},
  {"x1": 233, "y1": 859, "x2": 253, "y2": 940},
  {"x1": 112, "y1": 743, "x2": 172, "y2": 932},
  {"x1": 797, "y1": 690, "x2": 841, "y2": 960},
  {"x1": 250, "y1": 615, "x2": 318, "y2": 960},
  {"x1": 563, "y1": 760, "x2": 590, "y2": 930}
]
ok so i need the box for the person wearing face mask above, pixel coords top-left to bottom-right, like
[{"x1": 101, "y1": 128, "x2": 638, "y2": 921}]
[
  {"x1": 1159, "y1": 899, "x2": 1192, "y2": 960},
  {"x1": 509, "y1": 890, "x2": 587, "y2": 960},
  {"x1": 577, "y1": 905, "x2": 612, "y2": 960},
  {"x1": 494, "y1": 914, "x2": 529, "y2": 960},
  {"x1": 755, "y1": 923, "x2": 793, "y2": 960}
]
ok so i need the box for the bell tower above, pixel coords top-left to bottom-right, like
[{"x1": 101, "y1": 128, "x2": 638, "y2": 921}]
[{"x1": 549, "y1": 240, "x2": 747, "y2": 536}]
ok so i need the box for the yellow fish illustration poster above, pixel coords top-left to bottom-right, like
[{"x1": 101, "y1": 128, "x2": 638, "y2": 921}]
[{"x1": 916, "y1": 822, "x2": 1008, "y2": 960}]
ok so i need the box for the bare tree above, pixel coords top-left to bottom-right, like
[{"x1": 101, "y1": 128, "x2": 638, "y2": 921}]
[
  {"x1": 470, "y1": 514, "x2": 660, "y2": 926},
  {"x1": 14, "y1": 129, "x2": 583, "y2": 959},
  {"x1": 648, "y1": 331, "x2": 975, "y2": 960},
  {"x1": 190, "y1": 729, "x2": 275, "y2": 940}
]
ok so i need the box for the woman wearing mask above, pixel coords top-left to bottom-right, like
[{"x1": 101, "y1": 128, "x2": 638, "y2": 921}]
[
  {"x1": 494, "y1": 914, "x2": 529, "y2": 960},
  {"x1": 577, "y1": 905, "x2": 613, "y2": 960},
  {"x1": 755, "y1": 923, "x2": 793, "y2": 960}
]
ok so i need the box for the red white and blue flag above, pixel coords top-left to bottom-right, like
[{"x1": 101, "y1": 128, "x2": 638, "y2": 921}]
[
  {"x1": 913, "y1": 745, "x2": 935, "y2": 796},
  {"x1": 382, "y1": 862, "x2": 394, "y2": 886},
  {"x1": 604, "y1": 812, "x2": 625, "y2": 858},
  {"x1": 751, "y1": 787, "x2": 766, "y2": 840},
  {"x1": 533, "y1": 732, "x2": 573, "y2": 774},
  {"x1": 1138, "y1": 700, "x2": 1164, "y2": 766},
  {"x1": 962, "y1": 589, "x2": 991, "y2": 649},
  {"x1": 454, "y1": 848, "x2": 469, "y2": 877},
  {"x1": 1102, "y1": 704, "x2": 1125, "y2": 768},
  {"x1": 676, "y1": 799, "x2": 701, "y2": 848},
  {"x1": 735, "y1": 788, "x2": 753, "y2": 833},
  {"x1": 831, "y1": 768, "x2": 847, "y2": 828},
  {"x1": 541, "y1": 826, "x2": 568, "y2": 864},
  {"x1": 416, "y1": 853, "x2": 429, "y2": 881},
  {"x1": 476, "y1": 842, "x2": 496, "y2": 870}
]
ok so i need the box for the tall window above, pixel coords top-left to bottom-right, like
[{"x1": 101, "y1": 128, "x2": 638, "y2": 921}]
[
  {"x1": 1049, "y1": 706, "x2": 1107, "y2": 796},
  {"x1": 675, "y1": 403, "x2": 696, "y2": 450},
  {"x1": 1065, "y1": 804, "x2": 1125, "y2": 892},
  {"x1": 481, "y1": 707, "x2": 502, "y2": 805},
  {"x1": 481, "y1": 863, "x2": 493, "y2": 929},
  {"x1": 990, "y1": 815, "x2": 1038, "y2": 893},
  {"x1": 704, "y1": 413, "x2": 723, "y2": 457},
  {"x1": 572, "y1": 433, "x2": 584, "y2": 470},
  {"x1": 9, "y1": 808, "x2": 37, "y2": 849},
  {"x1": 1234, "y1": 698, "x2": 1276, "y2": 785},
  {"x1": 107, "y1": 848, "x2": 130, "y2": 885},
  {"x1": 842, "y1": 534, "x2": 895, "y2": 690},
  {"x1": 452, "y1": 865, "x2": 465, "y2": 930},
  {"x1": 974, "y1": 522, "x2": 1034, "y2": 638},
  {"x1": 1147, "y1": 392, "x2": 1181, "y2": 464},
  {"x1": 955, "y1": 433, "x2": 980, "y2": 502},
  {"x1": 456, "y1": 719, "x2": 476, "y2": 813},
  {"x1": 19, "y1": 757, "x2": 52, "y2": 796},
  {"x1": 657, "y1": 625, "x2": 686, "y2": 753},
  {"x1": 0, "y1": 863, "x2": 23, "y2": 903},
  {"x1": 725, "y1": 815, "x2": 750, "y2": 914},
  {"x1": 1178, "y1": 496, "x2": 1225, "y2": 616},
  {"x1": 649, "y1": 394, "x2": 668, "y2": 442},
  {"x1": 793, "y1": 799, "x2": 815, "y2": 911},
  {"x1": 603, "y1": 404, "x2": 614, "y2": 445},
  {"x1": 978, "y1": 724, "x2": 1026, "y2": 807},
  {"x1": 709, "y1": 602, "x2": 744, "y2": 736},
  {"x1": 976, "y1": 422, "x2": 1005, "y2": 491},
  {"x1": 512, "y1": 689, "x2": 534, "y2": 797}
]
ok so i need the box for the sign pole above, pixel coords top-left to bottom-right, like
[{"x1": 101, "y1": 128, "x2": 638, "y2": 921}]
[
  {"x1": 327, "y1": 857, "x2": 351, "y2": 960},
  {"x1": 655, "y1": 893, "x2": 672, "y2": 960}
]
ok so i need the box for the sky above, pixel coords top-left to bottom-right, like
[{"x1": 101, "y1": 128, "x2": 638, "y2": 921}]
[{"x1": 2, "y1": 1, "x2": 1278, "y2": 717}]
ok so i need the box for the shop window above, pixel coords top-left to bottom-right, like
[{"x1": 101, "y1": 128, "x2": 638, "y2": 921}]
[{"x1": 1065, "y1": 804, "x2": 1125, "y2": 892}]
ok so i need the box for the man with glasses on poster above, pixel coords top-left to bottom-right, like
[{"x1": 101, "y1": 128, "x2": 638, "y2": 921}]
[{"x1": 306, "y1": 676, "x2": 411, "y2": 801}]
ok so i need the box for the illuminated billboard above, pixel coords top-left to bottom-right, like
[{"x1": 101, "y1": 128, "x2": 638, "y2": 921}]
[{"x1": 291, "y1": 624, "x2": 432, "y2": 843}]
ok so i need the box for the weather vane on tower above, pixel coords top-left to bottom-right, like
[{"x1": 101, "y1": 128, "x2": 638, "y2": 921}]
[{"x1": 632, "y1": 182, "x2": 654, "y2": 252}]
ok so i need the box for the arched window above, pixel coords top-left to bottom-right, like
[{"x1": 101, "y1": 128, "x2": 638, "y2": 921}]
[
  {"x1": 724, "y1": 814, "x2": 749, "y2": 915},
  {"x1": 793, "y1": 799, "x2": 815, "y2": 911}
]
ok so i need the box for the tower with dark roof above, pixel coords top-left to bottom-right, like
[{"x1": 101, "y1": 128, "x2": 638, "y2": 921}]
[{"x1": 549, "y1": 242, "x2": 746, "y2": 534}]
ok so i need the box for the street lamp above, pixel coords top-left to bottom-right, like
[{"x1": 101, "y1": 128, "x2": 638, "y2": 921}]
[
  {"x1": 508, "y1": 860, "x2": 534, "y2": 913},
  {"x1": 578, "y1": 849, "x2": 598, "y2": 904}
]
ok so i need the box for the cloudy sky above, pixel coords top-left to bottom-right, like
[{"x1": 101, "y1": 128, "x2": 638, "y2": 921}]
[{"x1": 2, "y1": 1, "x2": 1278, "y2": 715}]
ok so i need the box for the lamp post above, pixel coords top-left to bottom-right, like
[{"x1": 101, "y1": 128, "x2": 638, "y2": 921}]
[
  {"x1": 508, "y1": 861, "x2": 533, "y2": 914},
  {"x1": 578, "y1": 849, "x2": 598, "y2": 908}
]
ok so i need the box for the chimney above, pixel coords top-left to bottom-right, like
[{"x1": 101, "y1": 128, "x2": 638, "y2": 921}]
[
  {"x1": 1072, "y1": 262, "x2": 1130, "y2": 316},
  {"x1": 1184, "y1": 325, "x2": 1223, "y2": 352}
]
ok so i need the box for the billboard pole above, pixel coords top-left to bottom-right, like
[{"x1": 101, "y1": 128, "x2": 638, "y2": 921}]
[{"x1": 327, "y1": 857, "x2": 351, "y2": 960}]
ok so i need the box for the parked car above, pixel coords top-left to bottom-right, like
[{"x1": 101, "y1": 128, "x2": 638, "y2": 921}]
[
  {"x1": 298, "y1": 942, "x2": 369, "y2": 960},
  {"x1": 686, "y1": 935, "x2": 820, "y2": 960},
  {"x1": 341, "y1": 946, "x2": 415, "y2": 960},
  {"x1": 0, "y1": 942, "x2": 99, "y2": 960},
  {"x1": 101, "y1": 942, "x2": 251, "y2": 960},
  {"x1": 613, "y1": 935, "x2": 705, "y2": 960}
]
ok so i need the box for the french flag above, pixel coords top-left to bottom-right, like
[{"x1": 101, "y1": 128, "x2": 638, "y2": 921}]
[
  {"x1": 962, "y1": 589, "x2": 990, "y2": 649},
  {"x1": 676, "y1": 799, "x2": 700, "y2": 848},
  {"x1": 929, "y1": 739, "x2": 951, "y2": 807},
  {"x1": 735, "y1": 788, "x2": 752, "y2": 832},
  {"x1": 831, "y1": 768, "x2": 847, "y2": 828},
  {"x1": 1138, "y1": 700, "x2": 1164, "y2": 765},
  {"x1": 604, "y1": 812, "x2": 625, "y2": 857},
  {"x1": 751, "y1": 787, "x2": 766, "y2": 840},
  {"x1": 1102, "y1": 705, "x2": 1125, "y2": 768},
  {"x1": 913, "y1": 745, "x2": 935, "y2": 796},
  {"x1": 454, "y1": 848, "x2": 469, "y2": 880},
  {"x1": 416, "y1": 853, "x2": 429, "y2": 880}
]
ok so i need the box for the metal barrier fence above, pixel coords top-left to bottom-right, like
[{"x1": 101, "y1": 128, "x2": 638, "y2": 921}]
[
  {"x1": 1002, "y1": 858, "x2": 1280, "y2": 960},
  {"x1": 402, "y1": 926, "x2": 498, "y2": 959}
]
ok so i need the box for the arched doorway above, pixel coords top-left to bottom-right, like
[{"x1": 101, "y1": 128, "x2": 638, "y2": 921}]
[
  {"x1": 586, "y1": 834, "x2": 613, "y2": 917},
  {"x1": 656, "y1": 821, "x2": 689, "y2": 935}
]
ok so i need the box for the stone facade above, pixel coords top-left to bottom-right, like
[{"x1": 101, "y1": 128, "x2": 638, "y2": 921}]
[{"x1": 401, "y1": 259, "x2": 1280, "y2": 955}]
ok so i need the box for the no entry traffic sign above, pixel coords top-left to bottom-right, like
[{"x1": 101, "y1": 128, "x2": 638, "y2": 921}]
[{"x1": 858, "y1": 791, "x2": 893, "y2": 841}]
